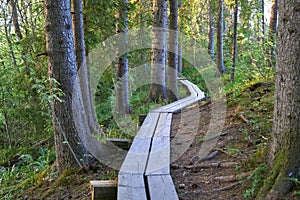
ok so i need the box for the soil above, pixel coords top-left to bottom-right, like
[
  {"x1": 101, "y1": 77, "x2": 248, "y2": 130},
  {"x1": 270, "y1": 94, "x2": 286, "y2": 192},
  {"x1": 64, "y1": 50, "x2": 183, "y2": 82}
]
[{"x1": 170, "y1": 99, "x2": 260, "y2": 200}]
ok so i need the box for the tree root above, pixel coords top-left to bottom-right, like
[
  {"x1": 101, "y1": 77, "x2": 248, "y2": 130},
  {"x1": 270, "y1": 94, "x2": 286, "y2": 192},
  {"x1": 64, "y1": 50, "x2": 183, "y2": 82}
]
[
  {"x1": 212, "y1": 181, "x2": 242, "y2": 192},
  {"x1": 190, "y1": 150, "x2": 219, "y2": 164},
  {"x1": 185, "y1": 161, "x2": 239, "y2": 170},
  {"x1": 213, "y1": 171, "x2": 251, "y2": 182}
]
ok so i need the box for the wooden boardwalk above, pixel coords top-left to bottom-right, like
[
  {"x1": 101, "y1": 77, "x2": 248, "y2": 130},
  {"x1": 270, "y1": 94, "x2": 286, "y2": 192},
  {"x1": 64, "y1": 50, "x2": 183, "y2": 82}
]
[{"x1": 117, "y1": 79, "x2": 205, "y2": 200}]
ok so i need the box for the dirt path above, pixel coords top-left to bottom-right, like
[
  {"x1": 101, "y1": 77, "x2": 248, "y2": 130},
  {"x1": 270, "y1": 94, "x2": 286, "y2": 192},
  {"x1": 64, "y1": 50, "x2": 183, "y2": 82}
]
[{"x1": 170, "y1": 100, "x2": 259, "y2": 200}]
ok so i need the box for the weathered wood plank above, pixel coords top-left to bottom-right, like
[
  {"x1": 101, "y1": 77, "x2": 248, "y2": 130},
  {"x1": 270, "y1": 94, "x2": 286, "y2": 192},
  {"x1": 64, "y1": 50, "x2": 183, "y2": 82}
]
[
  {"x1": 90, "y1": 180, "x2": 117, "y2": 200},
  {"x1": 136, "y1": 112, "x2": 160, "y2": 138},
  {"x1": 185, "y1": 80, "x2": 205, "y2": 99},
  {"x1": 119, "y1": 137, "x2": 152, "y2": 174},
  {"x1": 118, "y1": 113, "x2": 160, "y2": 199},
  {"x1": 153, "y1": 113, "x2": 172, "y2": 137},
  {"x1": 117, "y1": 79, "x2": 205, "y2": 199},
  {"x1": 166, "y1": 97, "x2": 198, "y2": 113},
  {"x1": 146, "y1": 136, "x2": 170, "y2": 175},
  {"x1": 180, "y1": 80, "x2": 197, "y2": 97},
  {"x1": 152, "y1": 96, "x2": 195, "y2": 113},
  {"x1": 147, "y1": 175, "x2": 179, "y2": 200},
  {"x1": 146, "y1": 113, "x2": 172, "y2": 175},
  {"x1": 118, "y1": 173, "x2": 147, "y2": 200}
]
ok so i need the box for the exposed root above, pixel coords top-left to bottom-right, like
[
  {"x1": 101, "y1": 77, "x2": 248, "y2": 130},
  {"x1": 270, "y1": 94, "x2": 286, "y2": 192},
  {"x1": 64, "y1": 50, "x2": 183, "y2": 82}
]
[
  {"x1": 185, "y1": 161, "x2": 239, "y2": 170},
  {"x1": 212, "y1": 181, "x2": 242, "y2": 192},
  {"x1": 213, "y1": 171, "x2": 251, "y2": 182},
  {"x1": 190, "y1": 150, "x2": 219, "y2": 164}
]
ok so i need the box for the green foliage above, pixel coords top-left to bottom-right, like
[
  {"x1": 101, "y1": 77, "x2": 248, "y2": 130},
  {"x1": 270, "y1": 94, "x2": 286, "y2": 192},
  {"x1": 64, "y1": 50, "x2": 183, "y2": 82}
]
[
  {"x1": 0, "y1": 0, "x2": 51, "y2": 149},
  {"x1": 0, "y1": 148, "x2": 55, "y2": 199},
  {"x1": 287, "y1": 178, "x2": 300, "y2": 196},
  {"x1": 244, "y1": 164, "x2": 268, "y2": 198}
]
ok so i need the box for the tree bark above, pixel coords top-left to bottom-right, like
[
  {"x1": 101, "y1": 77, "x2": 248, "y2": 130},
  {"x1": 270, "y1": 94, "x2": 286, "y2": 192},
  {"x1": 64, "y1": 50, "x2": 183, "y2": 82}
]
[
  {"x1": 44, "y1": 0, "x2": 93, "y2": 174},
  {"x1": 115, "y1": 0, "x2": 130, "y2": 115},
  {"x1": 261, "y1": 0, "x2": 265, "y2": 39},
  {"x1": 208, "y1": 0, "x2": 215, "y2": 61},
  {"x1": 140, "y1": 0, "x2": 147, "y2": 73},
  {"x1": 230, "y1": 0, "x2": 238, "y2": 82},
  {"x1": 167, "y1": 0, "x2": 178, "y2": 101},
  {"x1": 216, "y1": 0, "x2": 226, "y2": 76},
  {"x1": 177, "y1": 0, "x2": 183, "y2": 75},
  {"x1": 268, "y1": 0, "x2": 278, "y2": 66},
  {"x1": 269, "y1": 0, "x2": 278, "y2": 36},
  {"x1": 178, "y1": 44, "x2": 182, "y2": 74},
  {"x1": 146, "y1": 0, "x2": 168, "y2": 102},
  {"x1": 72, "y1": 0, "x2": 97, "y2": 133},
  {"x1": 258, "y1": 0, "x2": 300, "y2": 198},
  {"x1": 10, "y1": 0, "x2": 22, "y2": 40}
]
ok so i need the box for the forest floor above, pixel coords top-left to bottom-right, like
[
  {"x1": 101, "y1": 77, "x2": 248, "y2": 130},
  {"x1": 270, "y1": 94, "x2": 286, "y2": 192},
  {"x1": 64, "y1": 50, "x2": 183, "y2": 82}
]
[
  {"x1": 18, "y1": 82, "x2": 284, "y2": 200},
  {"x1": 171, "y1": 98, "x2": 261, "y2": 200}
]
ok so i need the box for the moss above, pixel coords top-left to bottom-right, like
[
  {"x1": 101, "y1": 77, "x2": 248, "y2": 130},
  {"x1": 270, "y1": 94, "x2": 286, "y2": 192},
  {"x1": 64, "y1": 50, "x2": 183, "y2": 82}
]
[
  {"x1": 19, "y1": 166, "x2": 51, "y2": 189},
  {"x1": 243, "y1": 147, "x2": 267, "y2": 170},
  {"x1": 42, "y1": 167, "x2": 83, "y2": 199},
  {"x1": 256, "y1": 150, "x2": 286, "y2": 199}
]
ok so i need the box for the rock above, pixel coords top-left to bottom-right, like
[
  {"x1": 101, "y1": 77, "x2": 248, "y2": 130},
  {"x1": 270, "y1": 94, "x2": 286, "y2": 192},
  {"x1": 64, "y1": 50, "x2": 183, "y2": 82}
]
[{"x1": 179, "y1": 183, "x2": 185, "y2": 189}]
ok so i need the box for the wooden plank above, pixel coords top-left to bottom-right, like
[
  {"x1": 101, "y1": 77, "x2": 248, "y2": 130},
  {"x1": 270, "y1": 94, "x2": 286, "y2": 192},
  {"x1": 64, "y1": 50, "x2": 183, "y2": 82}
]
[
  {"x1": 181, "y1": 80, "x2": 205, "y2": 99},
  {"x1": 118, "y1": 113, "x2": 160, "y2": 199},
  {"x1": 119, "y1": 137, "x2": 152, "y2": 174},
  {"x1": 118, "y1": 173, "x2": 147, "y2": 200},
  {"x1": 154, "y1": 97, "x2": 197, "y2": 113},
  {"x1": 167, "y1": 97, "x2": 198, "y2": 113},
  {"x1": 146, "y1": 175, "x2": 179, "y2": 200},
  {"x1": 136, "y1": 112, "x2": 160, "y2": 138},
  {"x1": 188, "y1": 81, "x2": 205, "y2": 99},
  {"x1": 152, "y1": 96, "x2": 195, "y2": 113},
  {"x1": 90, "y1": 180, "x2": 117, "y2": 200},
  {"x1": 153, "y1": 113, "x2": 172, "y2": 137},
  {"x1": 146, "y1": 113, "x2": 172, "y2": 175},
  {"x1": 146, "y1": 136, "x2": 170, "y2": 175},
  {"x1": 180, "y1": 80, "x2": 197, "y2": 97}
]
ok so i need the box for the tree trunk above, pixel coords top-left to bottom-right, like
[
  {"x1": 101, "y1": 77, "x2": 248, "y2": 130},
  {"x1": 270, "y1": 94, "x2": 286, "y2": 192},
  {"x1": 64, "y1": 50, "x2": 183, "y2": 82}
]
[
  {"x1": 167, "y1": 0, "x2": 178, "y2": 101},
  {"x1": 268, "y1": 0, "x2": 278, "y2": 66},
  {"x1": 216, "y1": 0, "x2": 226, "y2": 75},
  {"x1": 115, "y1": 0, "x2": 130, "y2": 115},
  {"x1": 44, "y1": 0, "x2": 93, "y2": 174},
  {"x1": 72, "y1": 0, "x2": 97, "y2": 133},
  {"x1": 208, "y1": 0, "x2": 215, "y2": 61},
  {"x1": 230, "y1": 0, "x2": 238, "y2": 82},
  {"x1": 146, "y1": 0, "x2": 168, "y2": 102},
  {"x1": 178, "y1": 44, "x2": 182, "y2": 74},
  {"x1": 140, "y1": 0, "x2": 147, "y2": 74},
  {"x1": 269, "y1": 0, "x2": 278, "y2": 36},
  {"x1": 258, "y1": 0, "x2": 300, "y2": 198},
  {"x1": 10, "y1": 0, "x2": 22, "y2": 40},
  {"x1": 177, "y1": 0, "x2": 183, "y2": 75},
  {"x1": 261, "y1": 0, "x2": 265, "y2": 39}
]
